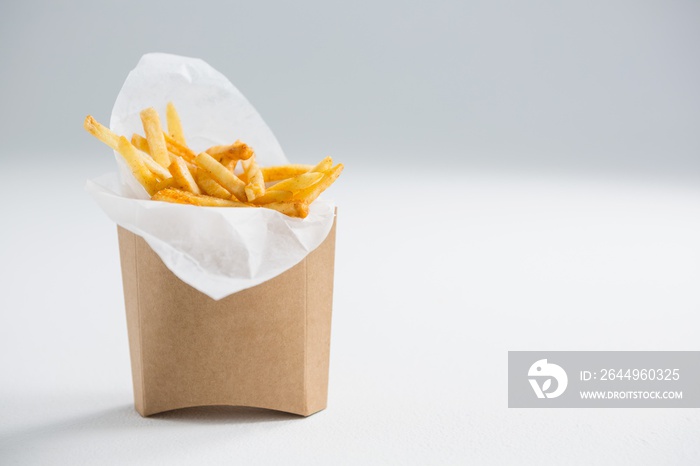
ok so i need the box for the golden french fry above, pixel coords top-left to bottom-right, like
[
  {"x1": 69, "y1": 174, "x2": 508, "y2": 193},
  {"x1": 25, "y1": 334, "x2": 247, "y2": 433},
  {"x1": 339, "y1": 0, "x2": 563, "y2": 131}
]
[
  {"x1": 134, "y1": 134, "x2": 198, "y2": 175},
  {"x1": 195, "y1": 152, "x2": 248, "y2": 201},
  {"x1": 237, "y1": 166, "x2": 248, "y2": 184},
  {"x1": 260, "y1": 164, "x2": 313, "y2": 182},
  {"x1": 85, "y1": 117, "x2": 171, "y2": 181},
  {"x1": 87, "y1": 106, "x2": 342, "y2": 217},
  {"x1": 116, "y1": 136, "x2": 159, "y2": 195},
  {"x1": 225, "y1": 158, "x2": 237, "y2": 173},
  {"x1": 132, "y1": 123, "x2": 196, "y2": 164},
  {"x1": 154, "y1": 177, "x2": 177, "y2": 192},
  {"x1": 205, "y1": 140, "x2": 254, "y2": 163},
  {"x1": 84, "y1": 115, "x2": 119, "y2": 149},
  {"x1": 140, "y1": 154, "x2": 172, "y2": 180},
  {"x1": 153, "y1": 188, "x2": 249, "y2": 207},
  {"x1": 163, "y1": 132, "x2": 197, "y2": 163},
  {"x1": 169, "y1": 156, "x2": 201, "y2": 194},
  {"x1": 293, "y1": 164, "x2": 344, "y2": 203},
  {"x1": 153, "y1": 189, "x2": 307, "y2": 217},
  {"x1": 251, "y1": 190, "x2": 293, "y2": 205},
  {"x1": 309, "y1": 156, "x2": 333, "y2": 173},
  {"x1": 166, "y1": 102, "x2": 186, "y2": 144},
  {"x1": 140, "y1": 108, "x2": 170, "y2": 168},
  {"x1": 268, "y1": 172, "x2": 324, "y2": 193},
  {"x1": 195, "y1": 170, "x2": 232, "y2": 199},
  {"x1": 241, "y1": 154, "x2": 265, "y2": 201},
  {"x1": 260, "y1": 201, "x2": 309, "y2": 219},
  {"x1": 131, "y1": 133, "x2": 150, "y2": 153},
  {"x1": 131, "y1": 119, "x2": 195, "y2": 171},
  {"x1": 116, "y1": 133, "x2": 171, "y2": 180}
]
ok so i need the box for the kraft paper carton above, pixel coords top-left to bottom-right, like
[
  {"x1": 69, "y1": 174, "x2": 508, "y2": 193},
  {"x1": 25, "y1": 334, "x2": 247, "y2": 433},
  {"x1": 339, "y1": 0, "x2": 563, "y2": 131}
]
[{"x1": 116, "y1": 217, "x2": 336, "y2": 417}]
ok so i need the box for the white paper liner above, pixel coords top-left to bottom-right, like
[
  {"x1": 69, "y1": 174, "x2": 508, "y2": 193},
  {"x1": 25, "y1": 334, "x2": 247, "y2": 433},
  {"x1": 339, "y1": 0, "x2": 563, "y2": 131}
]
[{"x1": 85, "y1": 53, "x2": 336, "y2": 300}]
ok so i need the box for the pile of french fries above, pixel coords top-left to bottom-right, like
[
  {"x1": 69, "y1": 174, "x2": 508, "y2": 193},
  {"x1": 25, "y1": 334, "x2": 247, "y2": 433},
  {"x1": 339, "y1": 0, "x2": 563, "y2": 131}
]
[{"x1": 84, "y1": 103, "x2": 342, "y2": 218}]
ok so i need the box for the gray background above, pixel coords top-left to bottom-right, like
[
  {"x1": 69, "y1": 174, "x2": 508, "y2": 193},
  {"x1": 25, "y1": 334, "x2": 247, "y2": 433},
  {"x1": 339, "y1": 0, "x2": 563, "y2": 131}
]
[{"x1": 1, "y1": 0, "x2": 699, "y2": 175}]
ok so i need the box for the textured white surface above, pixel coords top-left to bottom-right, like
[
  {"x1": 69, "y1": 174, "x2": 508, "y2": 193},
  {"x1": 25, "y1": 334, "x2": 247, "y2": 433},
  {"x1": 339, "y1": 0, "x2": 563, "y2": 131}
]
[{"x1": 1, "y1": 161, "x2": 699, "y2": 465}]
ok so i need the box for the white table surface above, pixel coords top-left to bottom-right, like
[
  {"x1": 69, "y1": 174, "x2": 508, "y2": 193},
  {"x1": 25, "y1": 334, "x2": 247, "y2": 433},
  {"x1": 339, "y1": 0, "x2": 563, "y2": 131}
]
[{"x1": 1, "y1": 160, "x2": 699, "y2": 465}]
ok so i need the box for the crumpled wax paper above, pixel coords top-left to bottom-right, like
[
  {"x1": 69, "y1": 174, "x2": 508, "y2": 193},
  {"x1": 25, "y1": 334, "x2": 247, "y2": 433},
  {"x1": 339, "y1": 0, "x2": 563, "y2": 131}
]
[{"x1": 85, "y1": 53, "x2": 336, "y2": 300}]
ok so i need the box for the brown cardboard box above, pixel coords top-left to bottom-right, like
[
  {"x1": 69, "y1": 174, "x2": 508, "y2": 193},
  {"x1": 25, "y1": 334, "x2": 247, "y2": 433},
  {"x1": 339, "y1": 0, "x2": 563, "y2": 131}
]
[{"x1": 116, "y1": 217, "x2": 336, "y2": 417}]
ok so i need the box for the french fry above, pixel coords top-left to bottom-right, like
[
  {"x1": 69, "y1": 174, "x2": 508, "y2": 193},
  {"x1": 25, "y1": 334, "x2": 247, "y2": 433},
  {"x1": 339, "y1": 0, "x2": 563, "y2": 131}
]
[
  {"x1": 309, "y1": 156, "x2": 333, "y2": 173},
  {"x1": 262, "y1": 201, "x2": 309, "y2": 219},
  {"x1": 251, "y1": 190, "x2": 293, "y2": 205},
  {"x1": 225, "y1": 158, "x2": 237, "y2": 174},
  {"x1": 242, "y1": 155, "x2": 265, "y2": 201},
  {"x1": 169, "y1": 156, "x2": 201, "y2": 194},
  {"x1": 163, "y1": 132, "x2": 196, "y2": 163},
  {"x1": 84, "y1": 115, "x2": 118, "y2": 149},
  {"x1": 121, "y1": 136, "x2": 170, "y2": 180},
  {"x1": 195, "y1": 170, "x2": 232, "y2": 199},
  {"x1": 195, "y1": 152, "x2": 248, "y2": 202},
  {"x1": 267, "y1": 172, "x2": 324, "y2": 193},
  {"x1": 131, "y1": 133, "x2": 228, "y2": 195},
  {"x1": 140, "y1": 156, "x2": 173, "y2": 181},
  {"x1": 261, "y1": 164, "x2": 313, "y2": 182},
  {"x1": 237, "y1": 165, "x2": 248, "y2": 184},
  {"x1": 134, "y1": 117, "x2": 196, "y2": 164},
  {"x1": 140, "y1": 108, "x2": 170, "y2": 168},
  {"x1": 131, "y1": 133, "x2": 150, "y2": 153},
  {"x1": 83, "y1": 117, "x2": 171, "y2": 180},
  {"x1": 166, "y1": 102, "x2": 186, "y2": 144},
  {"x1": 154, "y1": 177, "x2": 177, "y2": 192},
  {"x1": 86, "y1": 106, "x2": 343, "y2": 217},
  {"x1": 116, "y1": 136, "x2": 159, "y2": 195},
  {"x1": 132, "y1": 133, "x2": 196, "y2": 175},
  {"x1": 153, "y1": 188, "x2": 249, "y2": 207},
  {"x1": 293, "y1": 164, "x2": 344, "y2": 204},
  {"x1": 152, "y1": 188, "x2": 307, "y2": 217},
  {"x1": 205, "y1": 140, "x2": 254, "y2": 162}
]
